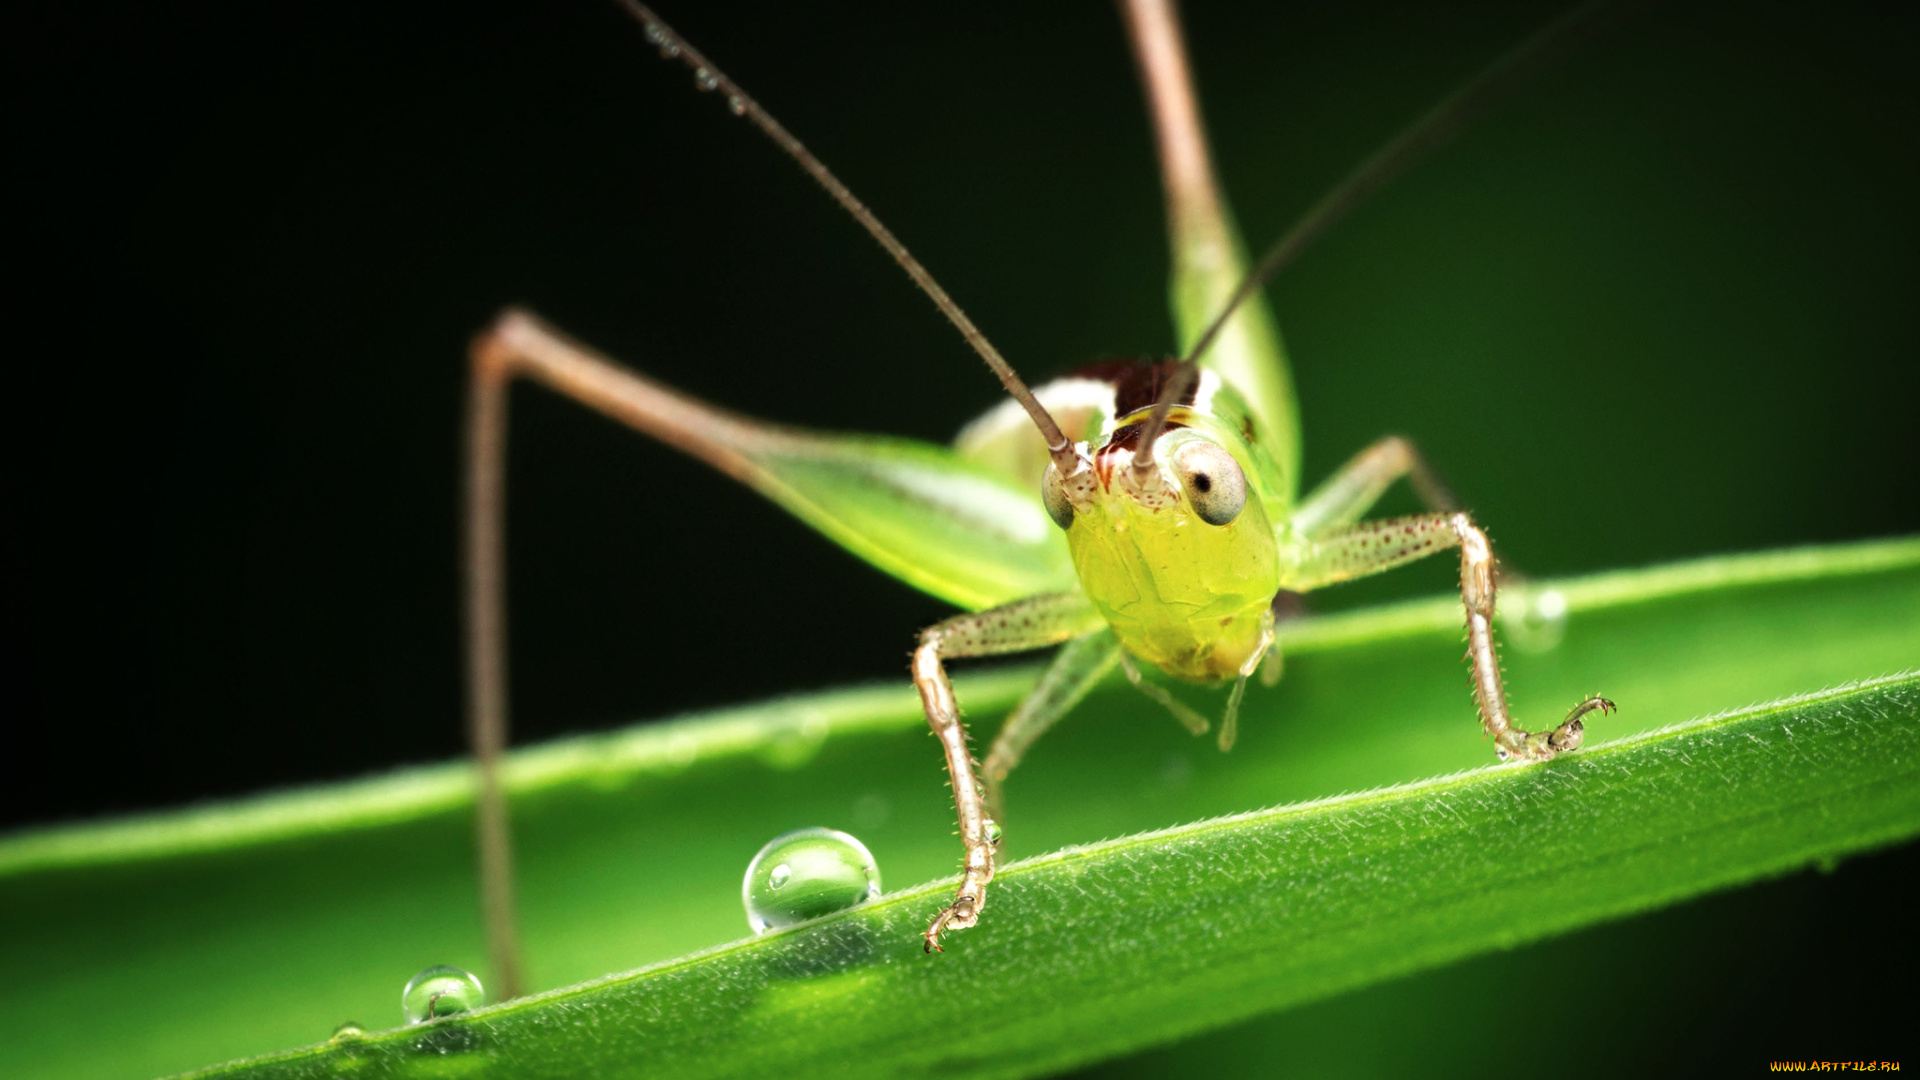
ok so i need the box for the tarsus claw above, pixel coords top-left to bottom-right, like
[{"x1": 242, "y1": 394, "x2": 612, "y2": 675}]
[
  {"x1": 924, "y1": 896, "x2": 976, "y2": 953},
  {"x1": 924, "y1": 911, "x2": 953, "y2": 953},
  {"x1": 1564, "y1": 695, "x2": 1616, "y2": 726}
]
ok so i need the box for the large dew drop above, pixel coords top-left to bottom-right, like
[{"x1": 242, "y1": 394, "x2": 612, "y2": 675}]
[
  {"x1": 742, "y1": 826, "x2": 881, "y2": 934},
  {"x1": 402, "y1": 965, "x2": 484, "y2": 1025}
]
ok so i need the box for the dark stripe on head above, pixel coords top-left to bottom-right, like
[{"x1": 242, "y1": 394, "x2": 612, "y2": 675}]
[
  {"x1": 1066, "y1": 359, "x2": 1199, "y2": 419},
  {"x1": 1095, "y1": 415, "x2": 1188, "y2": 484}
]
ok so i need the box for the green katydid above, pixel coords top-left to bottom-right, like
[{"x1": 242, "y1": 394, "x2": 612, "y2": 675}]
[{"x1": 462, "y1": 0, "x2": 1617, "y2": 993}]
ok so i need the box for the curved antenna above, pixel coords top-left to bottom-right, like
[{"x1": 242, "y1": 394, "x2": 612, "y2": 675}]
[
  {"x1": 1132, "y1": 0, "x2": 1623, "y2": 477},
  {"x1": 616, "y1": 2, "x2": 1079, "y2": 473}
]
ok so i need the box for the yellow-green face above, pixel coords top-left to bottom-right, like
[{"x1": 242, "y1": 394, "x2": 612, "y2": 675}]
[{"x1": 1054, "y1": 425, "x2": 1280, "y2": 682}]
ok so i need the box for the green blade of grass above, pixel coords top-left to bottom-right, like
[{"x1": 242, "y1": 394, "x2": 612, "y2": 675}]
[
  {"x1": 189, "y1": 672, "x2": 1920, "y2": 1080},
  {"x1": 1, "y1": 537, "x2": 1916, "y2": 1080}
]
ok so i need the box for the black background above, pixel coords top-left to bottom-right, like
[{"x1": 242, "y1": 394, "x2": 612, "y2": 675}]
[{"x1": 6, "y1": 0, "x2": 1917, "y2": 1066}]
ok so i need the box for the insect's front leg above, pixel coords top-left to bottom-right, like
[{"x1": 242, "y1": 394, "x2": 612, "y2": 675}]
[
  {"x1": 1285, "y1": 512, "x2": 1613, "y2": 761},
  {"x1": 915, "y1": 593, "x2": 1104, "y2": 952},
  {"x1": 1445, "y1": 514, "x2": 1615, "y2": 758}
]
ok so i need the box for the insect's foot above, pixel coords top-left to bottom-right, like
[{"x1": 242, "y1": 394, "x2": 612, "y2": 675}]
[
  {"x1": 923, "y1": 895, "x2": 980, "y2": 954},
  {"x1": 1550, "y1": 694, "x2": 1616, "y2": 753},
  {"x1": 1494, "y1": 695, "x2": 1615, "y2": 761}
]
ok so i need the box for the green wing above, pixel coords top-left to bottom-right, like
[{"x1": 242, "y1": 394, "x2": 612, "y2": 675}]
[{"x1": 735, "y1": 430, "x2": 1077, "y2": 610}]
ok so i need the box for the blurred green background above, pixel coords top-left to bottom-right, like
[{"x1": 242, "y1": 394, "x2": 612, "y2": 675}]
[{"x1": 6, "y1": 0, "x2": 1915, "y2": 1074}]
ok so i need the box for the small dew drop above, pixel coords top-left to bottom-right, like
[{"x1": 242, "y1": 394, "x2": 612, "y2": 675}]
[
  {"x1": 402, "y1": 965, "x2": 484, "y2": 1025},
  {"x1": 694, "y1": 67, "x2": 718, "y2": 91},
  {"x1": 1496, "y1": 746, "x2": 1512, "y2": 762},
  {"x1": 727, "y1": 94, "x2": 747, "y2": 116},
  {"x1": 1502, "y1": 587, "x2": 1569, "y2": 654},
  {"x1": 642, "y1": 22, "x2": 665, "y2": 46},
  {"x1": 983, "y1": 819, "x2": 1002, "y2": 845},
  {"x1": 742, "y1": 826, "x2": 881, "y2": 934},
  {"x1": 331, "y1": 1021, "x2": 366, "y2": 1042},
  {"x1": 657, "y1": 42, "x2": 680, "y2": 60}
]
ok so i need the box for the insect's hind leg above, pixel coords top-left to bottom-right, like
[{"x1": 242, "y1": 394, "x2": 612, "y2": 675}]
[
  {"x1": 1288, "y1": 513, "x2": 1613, "y2": 762},
  {"x1": 464, "y1": 319, "x2": 524, "y2": 999},
  {"x1": 463, "y1": 307, "x2": 817, "y2": 997},
  {"x1": 981, "y1": 629, "x2": 1123, "y2": 827},
  {"x1": 916, "y1": 593, "x2": 1105, "y2": 953},
  {"x1": 466, "y1": 307, "x2": 755, "y2": 998}
]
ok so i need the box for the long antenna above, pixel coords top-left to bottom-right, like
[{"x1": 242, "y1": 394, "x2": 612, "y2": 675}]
[
  {"x1": 1132, "y1": 0, "x2": 1623, "y2": 474},
  {"x1": 616, "y1": 2, "x2": 1079, "y2": 474}
]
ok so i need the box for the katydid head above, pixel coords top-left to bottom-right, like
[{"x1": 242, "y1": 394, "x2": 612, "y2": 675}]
[{"x1": 1042, "y1": 399, "x2": 1279, "y2": 684}]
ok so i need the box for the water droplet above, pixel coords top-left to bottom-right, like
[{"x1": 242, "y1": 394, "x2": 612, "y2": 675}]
[
  {"x1": 657, "y1": 42, "x2": 680, "y2": 60},
  {"x1": 1502, "y1": 587, "x2": 1569, "y2": 654},
  {"x1": 642, "y1": 22, "x2": 665, "y2": 46},
  {"x1": 742, "y1": 826, "x2": 881, "y2": 934},
  {"x1": 983, "y1": 819, "x2": 1002, "y2": 845},
  {"x1": 694, "y1": 67, "x2": 718, "y2": 91},
  {"x1": 1496, "y1": 746, "x2": 1512, "y2": 762},
  {"x1": 331, "y1": 1021, "x2": 366, "y2": 1042},
  {"x1": 727, "y1": 94, "x2": 747, "y2": 116},
  {"x1": 402, "y1": 965, "x2": 484, "y2": 1025}
]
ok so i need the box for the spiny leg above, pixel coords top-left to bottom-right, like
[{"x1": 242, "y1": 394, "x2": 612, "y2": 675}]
[
  {"x1": 1287, "y1": 512, "x2": 1613, "y2": 761},
  {"x1": 1294, "y1": 433, "x2": 1540, "y2": 588},
  {"x1": 916, "y1": 592, "x2": 1104, "y2": 952},
  {"x1": 1444, "y1": 516, "x2": 1613, "y2": 759},
  {"x1": 981, "y1": 629, "x2": 1122, "y2": 826},
  {"x1": 1255, "y1": 435, "x2": 1456, "y2": 688}
]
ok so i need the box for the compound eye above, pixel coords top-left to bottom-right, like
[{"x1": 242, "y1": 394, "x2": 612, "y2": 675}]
[
  {"x1": 1041, "y1": 464, "x2": 1075, "y2": 529},
  {"x1": 1173, "y1": 441, "x2": 1247, "y2": 526}
]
